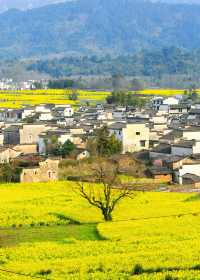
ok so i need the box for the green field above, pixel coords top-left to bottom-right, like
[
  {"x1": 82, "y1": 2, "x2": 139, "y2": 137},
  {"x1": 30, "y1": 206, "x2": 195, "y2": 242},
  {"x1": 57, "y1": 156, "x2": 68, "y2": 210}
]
[{"x1": 0, "y1": 181, "x2": 200, "y2": 279}]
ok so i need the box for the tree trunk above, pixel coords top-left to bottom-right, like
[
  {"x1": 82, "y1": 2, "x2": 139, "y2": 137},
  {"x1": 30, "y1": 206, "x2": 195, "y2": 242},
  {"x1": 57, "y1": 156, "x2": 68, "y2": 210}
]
[{"x1": 102, "y1": 208, "x2": 112, "y2": 221}]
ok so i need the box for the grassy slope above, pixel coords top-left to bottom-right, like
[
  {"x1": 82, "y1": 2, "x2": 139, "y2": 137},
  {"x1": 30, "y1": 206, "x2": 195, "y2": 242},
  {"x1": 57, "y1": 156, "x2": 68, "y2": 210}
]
[{"x1": 0, "y1": 182, "x2": 200, "y2": 279}]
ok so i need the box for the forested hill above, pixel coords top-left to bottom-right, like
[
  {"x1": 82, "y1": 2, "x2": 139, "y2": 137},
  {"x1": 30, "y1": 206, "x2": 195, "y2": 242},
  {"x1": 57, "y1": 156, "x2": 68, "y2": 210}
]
[
  {"x1": 1, "y1": 0, "x2": 200, "y2": 58},
  {"x1": 28, "y1": 47, "x2": 200, "y2": 78}
]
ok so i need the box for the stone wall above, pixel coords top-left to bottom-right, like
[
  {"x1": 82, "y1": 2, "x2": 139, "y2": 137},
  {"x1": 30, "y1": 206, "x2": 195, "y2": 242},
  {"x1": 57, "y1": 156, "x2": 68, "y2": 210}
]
[{"x1": 20, "y1": 159, "x2": 59, "y2": 183}]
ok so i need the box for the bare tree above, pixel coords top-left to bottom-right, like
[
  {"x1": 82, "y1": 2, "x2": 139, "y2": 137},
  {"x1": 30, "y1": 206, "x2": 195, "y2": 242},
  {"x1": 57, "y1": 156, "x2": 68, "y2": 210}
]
[{"x1": 75, "y1": 160, "x2": 136, "y2": 221}]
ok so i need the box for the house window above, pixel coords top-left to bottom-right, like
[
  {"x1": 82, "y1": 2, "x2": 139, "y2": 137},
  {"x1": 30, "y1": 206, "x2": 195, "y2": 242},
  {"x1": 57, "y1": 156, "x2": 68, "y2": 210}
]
[
  {"x1": 136, "y1": 132, "x2": 140, "y2": 136},
  {"x1": 140, "y1": 140, "x2": 146, "y2": 147},
  {"x1": 48, "y1": 171, "x2": 52, "y2": 179}
]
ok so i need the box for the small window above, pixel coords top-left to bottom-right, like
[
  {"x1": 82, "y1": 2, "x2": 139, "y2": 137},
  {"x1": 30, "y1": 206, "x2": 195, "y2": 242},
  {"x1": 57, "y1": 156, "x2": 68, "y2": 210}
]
[
  {"x1": 140, "y1": 140, "x2": 146, "y2": 147},
  {"x1": 136, "y1": 132, "x2": 140, "y2": 136}
]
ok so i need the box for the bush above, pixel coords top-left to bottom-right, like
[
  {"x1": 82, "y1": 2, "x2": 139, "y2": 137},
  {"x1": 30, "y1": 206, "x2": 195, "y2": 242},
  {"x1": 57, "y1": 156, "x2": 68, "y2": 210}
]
[
  {"x1": 37, "y1": 269, "x2": 52, "y2": 276},
  {"x1": 131, "y1": 264, "x2": 144, "y2": 275}
]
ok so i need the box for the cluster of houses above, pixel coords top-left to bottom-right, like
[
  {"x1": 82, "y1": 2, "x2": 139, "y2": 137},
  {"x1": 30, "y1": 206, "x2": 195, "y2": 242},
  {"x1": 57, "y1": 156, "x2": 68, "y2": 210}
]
[
  {"x1": 1, "y1": 94, "x2": 200, "y2": 187},
  {"x1": 0, "y1": 78, "x2": 47, "y2": 90}
]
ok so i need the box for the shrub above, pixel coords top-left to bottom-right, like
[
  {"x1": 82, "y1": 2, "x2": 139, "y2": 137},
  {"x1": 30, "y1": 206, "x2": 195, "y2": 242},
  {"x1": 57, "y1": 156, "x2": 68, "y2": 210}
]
[
  {"x1": 37, "y1": 269, "x2": 52, "y2": 276},
  {"x1": 131, "y1": 264, "x2": 144, "y2": 275}
]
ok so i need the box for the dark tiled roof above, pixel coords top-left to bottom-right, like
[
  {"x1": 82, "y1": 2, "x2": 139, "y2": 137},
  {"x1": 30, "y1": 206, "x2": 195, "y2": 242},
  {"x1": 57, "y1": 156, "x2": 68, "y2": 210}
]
[
  {"x1": 109, "y1": 122, "x2": 126, "y2": 130},
  {"x1": 182, "y1": 173, "x2": 200, "y2": 183},
  {"x1": 151, "y1": 143, "x2": 171, "y2": 154},
  {"x1": 149, "y1": 167, "x2": 172, "y2": 175},
  {"x1": 172, "y1": 140, "x2": 194, "y2": 148},
  {"x1": 160, "y1": 130, "x2": 182, "y2": 141}
]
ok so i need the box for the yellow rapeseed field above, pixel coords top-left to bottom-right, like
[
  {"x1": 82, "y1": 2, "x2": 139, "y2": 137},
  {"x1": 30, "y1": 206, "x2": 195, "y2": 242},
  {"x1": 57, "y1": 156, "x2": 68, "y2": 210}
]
[
  {"x1": 0, "y1": 88, "x2": 198, "y2": 108},
  {"x1": 0, "y1": 181, "x2": 200, "y2": 279},
  {"x1": 0, "y1": 89, "x2": 110, "y2": 108}
]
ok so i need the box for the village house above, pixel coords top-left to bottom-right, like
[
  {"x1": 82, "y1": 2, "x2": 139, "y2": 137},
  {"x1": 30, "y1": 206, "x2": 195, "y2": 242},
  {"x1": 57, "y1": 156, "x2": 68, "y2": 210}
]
[
  {"x1": 54, "y1": 105, "x2": 74, "y2": 117},
  {"x1": 19, "y1": 124, "x2": 50, "y2": 144},
  {"x1": 13, "y1": 144, "x2": 38, "y2": 155},
  {"x1": 4, "y1": 124, "x2": 51, "y2": 145},
  {"x1": 6, "y1": 109, "x2": 23, "y2": 122},
  {"x1": 20, "y1": 158, "x2": 60, "y2": 183},
  {"x1": 171, "y1": 140, "x2": 200, "y2": 156},
  {"x1": 148, "y1": 167, "x2": 172, "y2": 183},
  {"x1": 0, "y1": 147, "x2": 21, "y2": 163},
  {"x1": 39, "y1": 112, "x2": 54, "y2": 121},
  {"x1": 109, "y1": 120, "x2": 150, "y2": 153},
  {"x1": 3, "y1": 125, "x2": 21, "y2": 145},
  {"x1": 21, "y1": 107, "x2": 35, "y2": 120},
  {"x1": 35, "y1": 104, "x2": 54, "y2": 113},
  {"x1": 151, "y1": 97, "x2": 164, "y2": 111},
  {"x1": 174, "y1": 162, "x2": 200, "y2": 185}
]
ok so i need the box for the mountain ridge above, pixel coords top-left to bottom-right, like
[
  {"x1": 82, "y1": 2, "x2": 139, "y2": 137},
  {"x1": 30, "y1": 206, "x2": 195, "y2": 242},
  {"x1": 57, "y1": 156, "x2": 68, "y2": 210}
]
[
  {"x1": 1, "y1": 0, "x2": 200, "y2": 58},
  {"x1": 0, "y1": 0, "x2": 68, "y2": 12}
]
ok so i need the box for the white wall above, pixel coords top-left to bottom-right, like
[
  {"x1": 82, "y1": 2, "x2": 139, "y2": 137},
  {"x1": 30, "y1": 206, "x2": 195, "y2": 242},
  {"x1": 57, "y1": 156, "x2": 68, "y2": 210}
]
[
  {"x1": 22, "y1": 109, "x2": 35, "y2": 120},
  {"x1": 183, "y1": 131, "x2": 200, "y2": 141},
  {"x1": 176, "y1": 164, "x2": 200, "y2": 184},
  {"x1": 122, "y1": 123, "x2": 149, "y2": 153},
  {"x1": 39, "y1": 113, "x2": 53, "y2": 121},
  {"x1": 163, "y1": 97, "x2": 179, "y2": 105},
  {"x1": 64, "y1": 107, "x2": 74, "y2": 117}
]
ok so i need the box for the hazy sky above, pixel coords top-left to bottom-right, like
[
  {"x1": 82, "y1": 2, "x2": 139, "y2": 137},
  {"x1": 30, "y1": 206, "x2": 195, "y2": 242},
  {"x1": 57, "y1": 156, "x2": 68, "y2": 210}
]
[
  {"x1": 0, "y1": 0, "x2": 200, "y2": 12},
  {"x1": 0, "y1": 0, "x2": 67, "y2": 12}
]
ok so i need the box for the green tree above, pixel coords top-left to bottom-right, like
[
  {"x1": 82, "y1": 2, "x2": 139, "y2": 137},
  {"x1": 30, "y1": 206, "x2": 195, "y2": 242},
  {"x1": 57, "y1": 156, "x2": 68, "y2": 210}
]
[
  {"x1": 95, "y1": 126, "x2": 122, "y2": 156},
  {"x1": 33, "y1": 81, "x2": 43, "y2": 89},
  {"x1": 69, "y1": 90, "x2": 79, "y2": 101},
  {"x1": 106, "y1": 91, "x2": 147, "y2": 108},
  {"x1": 61, "y1": 140, "x2": 76, "y2": 157}
]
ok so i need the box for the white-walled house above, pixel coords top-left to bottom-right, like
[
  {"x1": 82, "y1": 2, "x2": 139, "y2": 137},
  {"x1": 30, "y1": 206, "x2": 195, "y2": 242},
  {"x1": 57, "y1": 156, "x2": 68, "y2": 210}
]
[
  {"x1": 158, "y1": 97, "x2": 180, "y2": 114},
  {"x1": 163, "y1": 97, "x2": 179, "y2": 106},
  {"x1": 174, "y1": 163, "x2": 200, "y2": 184},
  {"x1": 22, "y1": 108, "x2": 35, "y2": 120},
  {"x1": 109, "y1": 121, "x2": 149, "y2": 153},
  {"x1": 181, "y1": 126, "x2": 200, "y2": 141},
  {"x1": 54, "y1": 105, "x2": 74, "y2": 117},
  {"x1": 35, "y1": 104, "x2": 53, "y2": 113},
  {"x1": 39, "y1": 112, "x2": 54, "y2": 121},
  {"x1": 150, "y1": 115, "x2": 168, "y2": 131},
  {"x1": 151, "y1": 97, "x2": 164, "y2": 111},
  {"x1": 0, "y1": 147, "x2": 21, "y2": 163}
]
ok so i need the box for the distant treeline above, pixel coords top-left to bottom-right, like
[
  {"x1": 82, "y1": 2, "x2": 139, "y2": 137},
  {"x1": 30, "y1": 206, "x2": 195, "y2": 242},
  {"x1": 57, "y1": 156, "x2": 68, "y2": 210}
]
[{"x1": 28, "y1": 47, "x2": 200, "y2": 78}]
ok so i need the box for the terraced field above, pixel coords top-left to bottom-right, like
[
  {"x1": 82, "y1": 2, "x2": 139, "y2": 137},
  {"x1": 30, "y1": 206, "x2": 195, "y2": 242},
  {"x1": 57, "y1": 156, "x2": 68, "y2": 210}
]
[{"x1": 0, "y1": 181, "x2": 200, "y2": 279}]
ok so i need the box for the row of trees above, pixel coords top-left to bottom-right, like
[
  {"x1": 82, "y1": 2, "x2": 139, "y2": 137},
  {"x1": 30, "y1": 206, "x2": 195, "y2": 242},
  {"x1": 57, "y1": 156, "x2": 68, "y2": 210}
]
[
  {"x1": 106, "y1": 91, "x2": 147, "y2": 108},
  {"x1": 48, "y1": 79, "x2": 74, "y2": 89}
]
